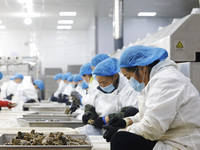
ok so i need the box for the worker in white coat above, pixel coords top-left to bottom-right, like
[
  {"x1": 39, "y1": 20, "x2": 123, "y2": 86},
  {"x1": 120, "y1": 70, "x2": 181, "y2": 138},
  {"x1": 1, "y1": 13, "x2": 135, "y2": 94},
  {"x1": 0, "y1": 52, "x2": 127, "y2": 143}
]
[
  {"x1": 81, "y1": 57, "x2": 139, "y2": 129},
  {"x1": 0, "y1": 73, "x2": 24, "y2": 100},
  {"x1": 103, "y1": 45, "x2": 200, "y2": 150},
  {"x1": 73, "y1": 74, "x2": 83, "y2": 95},
  {"x1": 57, "y1": 72, "x2": 71, "y2": 104},
  {"x1": 12, "y1": 77, "x2": 44, "y2": 111},
  {"x1": 50, "y1": 73, "x2": 65, "y2": 101},
  {"x1": 89, "y1": 54, "x2": 110, "y2": 94}
]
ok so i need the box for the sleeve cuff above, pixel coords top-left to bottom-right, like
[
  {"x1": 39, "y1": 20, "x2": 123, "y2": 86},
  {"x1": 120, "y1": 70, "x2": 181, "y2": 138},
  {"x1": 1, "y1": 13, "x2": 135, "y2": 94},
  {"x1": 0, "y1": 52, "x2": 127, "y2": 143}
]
[{"x1": 102, "y1": 116, "x2": 107, "y2": 124}]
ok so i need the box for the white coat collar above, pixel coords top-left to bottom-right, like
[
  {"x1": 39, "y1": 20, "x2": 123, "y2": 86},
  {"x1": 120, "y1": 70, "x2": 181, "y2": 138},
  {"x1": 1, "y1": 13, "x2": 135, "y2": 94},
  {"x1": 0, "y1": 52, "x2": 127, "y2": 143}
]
[{"x1": 149, "y1": 60, "x2": 177, "y2": 79}]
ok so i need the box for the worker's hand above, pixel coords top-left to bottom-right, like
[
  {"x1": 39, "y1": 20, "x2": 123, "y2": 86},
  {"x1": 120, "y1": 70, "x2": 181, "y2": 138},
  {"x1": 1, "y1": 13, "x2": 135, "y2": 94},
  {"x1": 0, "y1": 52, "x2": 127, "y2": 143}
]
[
  {"x1": 58, "y1": 93, "x2": 62, "y2": 98},
  {"x1": 70, "y1": 91, "x2": 82, "y2": 105},
  {"x1": 70, "y1": 106, "x2": 77, "y2": 114},
  {"x1": 82, "y1": 112, "x2": 93, "y2": 125},
  {"x1": 7, "y1": 102, "x2": 16, "y2": 109},
  {"x1": 6, "y1": 94, "x2": 14, "y2": 100},
  {"x1": 124, "y1": 107, "x2": 139, "y2": 117},
  {"x1": 92, "y1": 117, "x2": 105, "y2": 129},
  {"x1": 108, "y1": 117, "x2": 126, "y2": 128},
  {"x1": 103, "y1": 125, "x2": 119, "y2": 142}
]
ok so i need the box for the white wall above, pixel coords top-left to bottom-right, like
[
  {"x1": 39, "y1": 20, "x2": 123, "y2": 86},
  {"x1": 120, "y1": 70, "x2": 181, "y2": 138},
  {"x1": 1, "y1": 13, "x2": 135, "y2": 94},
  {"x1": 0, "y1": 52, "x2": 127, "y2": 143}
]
[
  {"x1": 97, "y1": 17, "x2": 114, "y2": 55},
  {"x1": 0, "y1": 21, "x2": 96, "y2": 78},
  {"x1": 96, "y1": 17, "x2": 175, "y2": 54},
  {"x1": 124, "y1": 17, "x2": 174, "y2": 46}
]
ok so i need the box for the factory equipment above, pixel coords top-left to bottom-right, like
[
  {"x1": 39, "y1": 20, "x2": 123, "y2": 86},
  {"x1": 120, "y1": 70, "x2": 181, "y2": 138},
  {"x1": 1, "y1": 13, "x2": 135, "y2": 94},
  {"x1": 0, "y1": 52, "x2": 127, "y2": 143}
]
[{"x1": 112, "y1": 8, "x2": 200, "y2": 92}]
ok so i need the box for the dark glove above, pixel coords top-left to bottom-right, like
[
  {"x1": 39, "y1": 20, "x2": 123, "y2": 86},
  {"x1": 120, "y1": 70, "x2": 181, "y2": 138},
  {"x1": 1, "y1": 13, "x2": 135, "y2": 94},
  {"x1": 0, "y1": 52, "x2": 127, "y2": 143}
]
[
  {"x1": 70, "y1": 106, "x2": 77, "y2": 114},
  {"x1": 71, "y1": 91, "x2": 82, "y2": 105},
  {"x1": 124, "y1": 107, "x2": 139, "y2": 117},
  {"x1": 92, "y1": 117, "x2": 105, "y2": 129},
  {"x1": 26, "y1": 99, "x2": 36, "y2": 103},
  {"x1": 82, "y1": 112, "x2": 93, "y2": 125},
  {"x1": 108, "y1": 117, "x2": 126, "y2": 128},
  {"x1": 38, "y1": 97, "x2": 41, "y2": 102},
  {"x1": 103, "y1": 125, "x2": 120, "y2": 142},
  {"x1": 50, "y1": 94, "x2": 58, "y2": 102},
  {"x1": 6, "y1": 94, "x2": 13, "y2": 100},
  {"x1": 58, "y1": 93, "x2": 62, "y2": 98}
]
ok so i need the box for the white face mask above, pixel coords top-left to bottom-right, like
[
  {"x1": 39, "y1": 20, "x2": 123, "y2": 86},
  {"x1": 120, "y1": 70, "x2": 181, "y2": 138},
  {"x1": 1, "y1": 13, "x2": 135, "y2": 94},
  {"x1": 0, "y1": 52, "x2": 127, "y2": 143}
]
[{"x1": 128, "y1": 68, "x2": 145, "y2": 92}]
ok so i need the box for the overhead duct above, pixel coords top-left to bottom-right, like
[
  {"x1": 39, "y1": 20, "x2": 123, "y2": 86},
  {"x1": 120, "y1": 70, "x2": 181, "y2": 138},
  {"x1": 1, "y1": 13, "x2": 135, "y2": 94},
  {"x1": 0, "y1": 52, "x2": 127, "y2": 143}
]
[{"x1": 113, "y1": 0, "x2": 124, "y2": 51}]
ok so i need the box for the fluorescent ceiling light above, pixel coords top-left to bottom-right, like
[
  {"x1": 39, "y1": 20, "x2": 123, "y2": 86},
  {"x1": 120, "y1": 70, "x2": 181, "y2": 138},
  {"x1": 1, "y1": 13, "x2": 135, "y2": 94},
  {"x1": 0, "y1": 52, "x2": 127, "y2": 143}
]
[
  {"x1": 14, "y1": 12, "x2": 41, "y2": 18},
  {"x1": 138, "y1": 12, "x2": 156, "y2": 16},
  {"x1": 59, "y1": 12, "x2": 77, "y2": 16},
  {"x1": 57, "y1": 26, "x2": 72, "y2": 29},
  {"x1": 0, "y1": 25, "x2": 6, "y2": 30},
  {"x1": 58, "y1": 20, "x2": 74, "y2": 24},
  {"x1": 24, "y1": 17, "x2": 32, "y2": 25}
]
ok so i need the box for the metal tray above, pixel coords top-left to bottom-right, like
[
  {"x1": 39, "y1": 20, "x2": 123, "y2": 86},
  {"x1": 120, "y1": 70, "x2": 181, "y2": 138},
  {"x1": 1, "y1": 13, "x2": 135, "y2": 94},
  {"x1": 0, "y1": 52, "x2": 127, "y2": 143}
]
[
  {"x1": 17, "y1": 117, "x2": 84, "y2": 128},
  {"x1": 0, "y1": 134, "x2": 92, "y2": 150},
  {"x1": 29, "y1": 106, "x2": 68, "y2": 112},
  {"x1": 22, "y1": 113, "x2": 79, "y2": 118}
]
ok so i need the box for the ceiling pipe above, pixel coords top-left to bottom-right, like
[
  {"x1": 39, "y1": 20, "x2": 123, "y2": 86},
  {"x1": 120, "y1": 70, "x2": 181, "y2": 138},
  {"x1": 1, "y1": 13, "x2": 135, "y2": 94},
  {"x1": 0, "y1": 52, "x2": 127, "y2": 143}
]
[{"x1": 113, "y1": 0, "x2": 124, "y2": 51}]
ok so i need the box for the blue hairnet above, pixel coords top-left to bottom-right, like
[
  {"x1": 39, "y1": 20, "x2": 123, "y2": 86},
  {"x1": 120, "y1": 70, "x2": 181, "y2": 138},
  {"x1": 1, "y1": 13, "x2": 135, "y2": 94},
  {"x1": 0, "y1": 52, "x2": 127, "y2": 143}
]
[
  {"x1": 80, "y1": 63, "x2": 92, "y2": 76},
  {"x1": 34, "y1": 80, "x2": 44, "y2": 90},
  {"x1": 119, "y1": 45, "x2": 168, "y2": 68},
  {"x1": 73, "y1": 74, "x2": 83, "y2": 82},
  {"x1": 91, "y1": 54, "x2": 110, "y2": 67},
  {"x1": 67, "y1": 75, "x2": 74, "y2": 82},
  {"x1": 54, "y1": 73, "x2": 63, "y2": 80},
  {"x1": 82, "y1": 80, "x2": 89, "y2": 89},
  {"x1": 93, "y1": 57, "x2": 120, "y2": 76},
  {"x1": 10, "y1": 73, "x2": 24, "y2": 80},
  {"x1": 62, "y1": 72, "x2": 71, "y2": 80},
  {"x1": 0, "y1": 72, "x2": 3, "y2": 80}
]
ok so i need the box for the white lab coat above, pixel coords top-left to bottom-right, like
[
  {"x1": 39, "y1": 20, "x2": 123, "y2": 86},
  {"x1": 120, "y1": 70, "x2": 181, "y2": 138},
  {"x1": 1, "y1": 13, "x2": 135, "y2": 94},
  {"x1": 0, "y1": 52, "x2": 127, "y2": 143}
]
[
  {"x1": 88, "y1": 77, "x2": 99, "y2": 95},
  {"x1": 75, "y1": 85, "x2": 85, "y2": 96},
  {"x1": 1, "y1": 80, "x2": 18, "y2": 99},
  {"x1": 54, "y1": 80, "x2": 65, "y2": 97},
  {"x1": 126, "y1": 60, "x2": 200, "y2": 150},
  {"x1": 62, "y1": 84, "x2": 75, "y2": 96},
  {"x1": 82, "y1": 73, "x2": 139, "y2": 117}
]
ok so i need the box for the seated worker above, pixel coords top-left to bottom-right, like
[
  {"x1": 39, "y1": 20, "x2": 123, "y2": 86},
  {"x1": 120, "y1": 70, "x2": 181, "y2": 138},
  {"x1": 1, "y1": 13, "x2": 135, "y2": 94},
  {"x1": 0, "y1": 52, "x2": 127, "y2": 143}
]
[
  {"x1": 103, "y1": 45, "x2": 200, "y2": 150},
  {"x1": 50, "y1": 73, "x2": 65, "y2": 102},
  {"x1": 68, "y1": 63, "x2": 92, "y2": 114},
  {"x1": 89, "y1": 54, "x2": 110, "y2": 94},
  {"x1": 12, "y1": 77, "x2": 44, "y2": 111},
  {"x1": 57, "y1": 72, "x2": 71, "y2": 103},
  {"x1": 81, "y1": 57, "x2": 139, "y2": 129},
  {"x1": 62, "y1": 75, "x2": 75, "y2": 96},
  {"x1": 1, "y1": 73, "x2": 24, "y2": 100},
  {"x1": 81, "y1": 80, "x2": 89, "y2": 95},
  {"x1": 0, "y1": 71, "x2": 16, "y2": 110},
  {"x1": 70, "y1": 58, "x2": 111, "y2": 112},
  {"x1": 73, "y1": 74, "x2": 83, "y2": 94}
]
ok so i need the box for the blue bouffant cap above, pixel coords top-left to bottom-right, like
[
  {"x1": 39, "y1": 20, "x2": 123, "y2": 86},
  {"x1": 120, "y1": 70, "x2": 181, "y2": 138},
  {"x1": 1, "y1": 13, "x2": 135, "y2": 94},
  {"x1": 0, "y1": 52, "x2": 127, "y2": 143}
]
[
  {"x1": 93, "y1": 57, "x2": 120, "y2": 76},
  {"x1": 81, "y1": 80, "x2": 89, "y2": 89},
  {"x1": 10, "y1": 73, "x2": 24, "y2": 80},
  {"x1": 34, "y1": 80, "x2": 44, "y2": 90},
  {"x1": 80, "y1": 63, "x2": 92, "y2": 76},
  {"x1": 62, "y1": 72, "x2": 71, "y2": 80},
  {"x1": 73, "y1": 74, "x2": 83, "y2": 82},
  {"x1": 67, "y1": 75, "x2": 74, "y2": 82},
  {"x1": 0, "y1": 72, "x2": 3, "y2": 80},
  {"x1": 54, "y1": 73, "x2": 63, "y2": 80},
  {"x1": 91, "y1": 54, "x2": 110, "y2": 67},
  {"x1": 119, "y1": 45, "x2": 168, "y2": 68}
]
